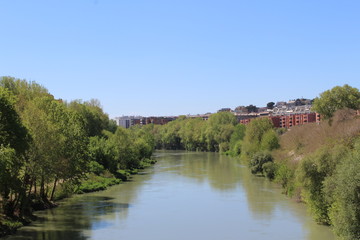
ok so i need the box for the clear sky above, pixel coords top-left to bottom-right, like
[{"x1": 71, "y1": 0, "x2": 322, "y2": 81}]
[{"x1": 1, "y1": 1, "x2": 359, "y2": 118}]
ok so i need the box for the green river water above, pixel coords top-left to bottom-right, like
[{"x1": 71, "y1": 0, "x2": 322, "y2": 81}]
[{"x1": 5, "y1": 151, "x2": 335, "y2": 240}]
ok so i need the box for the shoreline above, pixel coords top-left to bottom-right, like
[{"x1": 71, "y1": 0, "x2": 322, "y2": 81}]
[{"x1": 0, "y1": 159, "x2": 157, "y2": 238}]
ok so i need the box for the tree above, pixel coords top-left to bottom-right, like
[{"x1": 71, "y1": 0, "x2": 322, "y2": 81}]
[
  {"x1": 0, "y1": 87, "x2": 30, "y2": 216},
  {"x1": 260, "y1": 129, "x2": 280, "y2": 151},
  {"x1": 229, "y1": 124, "x2": 246, "y2": 156},
  {"x1": 241, "y1": 118, "x2": 274, "y2": 159},
  {"x1": 246, "y1": 104, "x2": 258, "y2": 113},
  {"x1": 297, "y1": 144, "x2": 347, "y2": 225},
  {"x1": 0, "y1": 87, "x2": 29, "y2": 153},
  {"x1": 267, "y1": 102, "x2": 275, "y2": 109},
  {"x1": 249, "y1": 151, "x2": 273, "y2": 175},
  {"x1": 312, "y1": 84, "x2": 360, "y2": 119},
  {"x1": 22, "y1": 96, "x2": 88, "y2": 202},
  {"x1": 0, "y1": 76, "x2": 50, "y2": 113},
  {"x1": 324, "y1": 140, "x2": 360, "y2": 240},
  {"x1": 205, "y1": 112, "x2": 237, "y2": 152},
  {"x1": 158, "y1": 118, "x2": 183, "y2": 150},
  {"x1": 68, "y1": 99, "x2": 114, "y2": 137},
  {"x1": 178, "y1": 118, "x2": 206, "y2": 151}
]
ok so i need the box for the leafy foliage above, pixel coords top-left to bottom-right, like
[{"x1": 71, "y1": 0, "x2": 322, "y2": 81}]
[
  {"x1": 249, "y1": 151, "x2": 273, "y2": 175},
  {"x1": 241, "y1": 118, "x2": 275, "y2": 159},
  {"x1": 324, "y1": 140, "x2": 360, "y2": 240},
  {"x1": 0, "y1": 76, "x2": 155, "y2": 222},
  {"x1": 312, "y1": 84, "x2": 360, "y2": 119}
]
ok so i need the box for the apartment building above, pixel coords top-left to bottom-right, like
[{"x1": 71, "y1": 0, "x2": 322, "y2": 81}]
[{"x1": 115, "y1": 116, "x2": 177, "y2": 128}]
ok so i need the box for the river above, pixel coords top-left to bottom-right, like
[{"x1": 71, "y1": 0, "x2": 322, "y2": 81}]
[{"x1": 5, "y1": 151, "x2": 335, "y2": 240}]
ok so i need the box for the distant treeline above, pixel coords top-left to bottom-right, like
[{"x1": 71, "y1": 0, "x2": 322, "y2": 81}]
[
  {"x1": 0, "y1": 77, "x2": 155, "y2": 235},
  {"x1": 153, "y1": 84, "x2": 360, "y2": 240}
]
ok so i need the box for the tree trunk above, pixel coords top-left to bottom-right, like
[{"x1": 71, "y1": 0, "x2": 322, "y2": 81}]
[
  {"x1": 50, "y1": 178, "x2": 57, "y2": 201},
  {"x1": 34, "y1": 180, "x2": 37, "y2": 195},
  {"x1": 40, "y1": 175, "x2": 45, "y2": 200}
]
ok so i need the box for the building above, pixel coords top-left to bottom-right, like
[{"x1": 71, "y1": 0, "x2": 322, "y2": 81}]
[
  {"x1": 270, "y1": 105, "x2": 313, "y2": 116},
  {"x1": 238, "y1": 112, "x2": 318, "y2": 129},
  {"x1": 115, "y1": 116, "x2": 142, "y2": 128},
  {"x1": 187, "y1": 113, "x2": 211, "y2": 120},
  {"x1": 114, "y1": 116, "x2": 178, "y2": 128},
  {"x1": 143, "y1": 116, "x2": 177, "y2": 125}
]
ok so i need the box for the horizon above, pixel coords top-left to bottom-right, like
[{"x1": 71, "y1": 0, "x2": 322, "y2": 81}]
[{"x1": 1, "y1": 1, "x2": 359, "y2": 118}]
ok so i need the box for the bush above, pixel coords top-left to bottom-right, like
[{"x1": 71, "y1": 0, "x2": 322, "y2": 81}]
[
  {"x1": 262, "y1": 162, "x2": 277, "y2": 180},
  {"x1": 324, "y1": 141, "x2": 360, "y2": 240},
  {"x1": 139, "y1": 158, "x2": 157, "y2": 169},
  {"x1": 77, "y1": 175, "x2": 121, "y2": 194},
  {"x1": 261, "y1": 129, "x2": 280, "y2": 151},
  {"x1": 115, "y1": 169, "x2": 130, "y2": 181},
  {"x1": 53, "y1": 182, "x2": 77, "y2": 200},
  {"x1": 274, "y1": 163, "x2": 295, "y2": 196},
  {"x1": 219, "y1": 142, "x2": 230, "y2": 153},
  {"x1": 88, "y1": 161, "x2": 105, "y2": 175},
  {"x1": 249, "y1": 151, "x2": 273, "y2": 175}
]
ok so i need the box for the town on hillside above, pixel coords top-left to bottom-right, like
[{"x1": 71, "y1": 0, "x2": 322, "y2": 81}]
[{"x1": 115, "y1": 98, "x2": 327, "y2": 129}]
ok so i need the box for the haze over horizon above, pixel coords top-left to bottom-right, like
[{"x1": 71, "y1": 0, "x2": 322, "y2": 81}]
[{"x1": 1, "y1": 1, "x2": 359, "y2": 118}]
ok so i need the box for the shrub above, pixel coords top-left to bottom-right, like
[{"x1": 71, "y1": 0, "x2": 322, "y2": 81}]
[
  {"x1": 324, "y1": 140, "x2": 360, "y2": 240},
  {"x1": 262, "y1": 162, "x2": 277, "y2": 180},
  {"x1": 261, "y1": 129, "x2": 280, "y2": 151},
  {"x1": 274, "y1": 163, "x2": 295, "y2": 196},
  {"x1": 249, "y1": 151, "x2": 273, "y2": 175},
  {"x1": 88, "y1": 161, "x2": 105, "y2": 175}
]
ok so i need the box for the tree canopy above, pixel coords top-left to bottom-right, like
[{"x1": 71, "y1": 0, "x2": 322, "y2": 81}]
[{"x1": 312, "y1": 84, "x2": 360, "y2": 119}]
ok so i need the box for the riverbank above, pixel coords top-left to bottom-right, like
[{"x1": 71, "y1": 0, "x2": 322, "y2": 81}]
[
  {"x1": 240, "y1": 110, "x2": 360, "y2": 239},
  {"x1": 0, "y1": 158, "x2": 157, "y2": 238},
  {"x1": 3, "y1": 151, "x2": 335, "y2": 240}
]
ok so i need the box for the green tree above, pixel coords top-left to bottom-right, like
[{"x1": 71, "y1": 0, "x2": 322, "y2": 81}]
[
  {"x1": 158, "y1": 119, "x2": 183, "y2": 150},
  {"x1": 267, "y1": 102, "x2": 275, "y2": 109},
  {"x1": 312, "y1": 84, "x2": 360, "y2": 119},
  {"x1": 297, "y1": 144, "x2": 347, "y2": 225},
  {"x1": 246, "y1": 104, "x2": 258, "y2": 113},
  {"x1": 228, "y1": 124, "x2": 246, "y2": 156},
  {"x1": 0, "y1": 87, "x2": 29, "y2": 153},
  {"x1": 205, "y1": 112, "x2": 237, "y2": 152},
  {"x1": 22, "y1": 96, "x2": 88, "y2": 202},
  {"x1": 249, "y1": 151, "x2": 273, "y2": 175},
  {"x1": 324, "y1": 140, "x2": 360, "y2": 240},
  {"x1": 0, "y1": 87, "x2": 30, "y2": 216},
  {"x1": 68, "y1": 99, "x2": 114, "y2": 137},
  {"x1": 260, "y1": 129, "x2": 280, "y2": 151},
  {"x1": 241, "y1": 118, "x2": 274, "y2": 159},
  {"x1": 0, "y1": 76, "x2": 50, "y2": 114},
  {"x1": 178, "y1": 118, "x2": 207, "y2": 151}
]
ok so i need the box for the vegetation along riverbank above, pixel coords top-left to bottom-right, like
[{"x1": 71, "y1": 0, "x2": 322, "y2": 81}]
[
  {"x1": 152, "y1": 84, "x2": 360, "y2": 240},
  {"x1": 1, "y1": 76, "x2": 359, "y2": 240},
  {"x1": 0, "y1": 77, "x2": 156, "y2": 237}
]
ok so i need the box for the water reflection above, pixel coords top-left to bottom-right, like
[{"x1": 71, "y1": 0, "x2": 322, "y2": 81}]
[
  {"x1": 6, "y1": 151, "x2": 335, "y2": 240},
  {"x1": 5, "y1": 196, "x2": 130, "y2": 240},
  {"x1": 158, "y1": 151, "x2": 242, "y2": 191}
]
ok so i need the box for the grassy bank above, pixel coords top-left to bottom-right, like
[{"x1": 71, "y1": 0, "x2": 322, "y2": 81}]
[{"x1": 239, "y1": 109, "x2": 360, "y2": 240}]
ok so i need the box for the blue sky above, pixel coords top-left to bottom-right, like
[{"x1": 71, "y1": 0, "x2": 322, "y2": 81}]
[{"x1": 1, "y1": 1, "x2": 359, "y2": 118}]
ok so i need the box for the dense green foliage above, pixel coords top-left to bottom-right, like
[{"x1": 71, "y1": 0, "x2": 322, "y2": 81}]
[
  {"x1": 223, "y1": 85, "x2": 360, "y2": 239},
  {"x1": 154, "y1": 112, "x2": 237, "y2": 152},
  {"x1": 1, "y1": 77, "x2": 359, "y2": 239},
  {"x1": 324, "y1": 141, "x2": 360, "y2": 240},
  {"x1": 241, "y1": 118, "x2": 279, "y2": 160},
  {"x1": 312, "y1": 84, "x2": 360, "y2": 119},
  {"x1": 270, "y1": 109, "x2": 360, "y2": 240},
  {"x1": 0, "y1": 77, "x2": 155, "y2": 234},
  {"x1": 249, "y1": 151, "x2": 273, "y2": 175}
]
